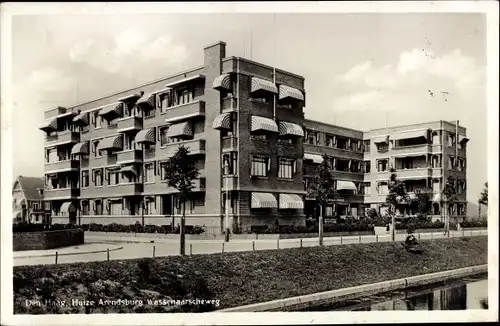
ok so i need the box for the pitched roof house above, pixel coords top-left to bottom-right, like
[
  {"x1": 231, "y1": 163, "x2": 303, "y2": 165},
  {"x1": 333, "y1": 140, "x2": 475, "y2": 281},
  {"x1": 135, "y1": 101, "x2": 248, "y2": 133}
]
[{"x1": 12, "y1": 176, "x2": 49, "y2": 223}]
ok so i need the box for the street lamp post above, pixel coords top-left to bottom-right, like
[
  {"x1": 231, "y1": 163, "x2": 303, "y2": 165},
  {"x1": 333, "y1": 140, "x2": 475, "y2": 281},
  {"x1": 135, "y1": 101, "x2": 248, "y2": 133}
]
[{"x1": 224, "y1": 159, "x2": 230, "y2": 242}]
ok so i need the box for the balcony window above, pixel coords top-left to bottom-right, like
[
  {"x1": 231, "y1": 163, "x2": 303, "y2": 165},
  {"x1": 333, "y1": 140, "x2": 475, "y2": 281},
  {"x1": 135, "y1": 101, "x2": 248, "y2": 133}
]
[
  {"x1": 109, "y1": 202, "x2": 122, "y2": 215},
  {"x1": 363, "y1": 140, "x2": 370, "y2": 152},
  {"x1": 326, "y1": 134, "x2": 335, "y2": 147},
  {"x1": 92, "y1": 140, "x2": 103, "y2": 158},
  {"x1": 123, "y1": 172, "x2": 136, "y2": 183},
  {"x1": 351, "y1": 140, "x2": 359, "y2": 152},
  {"x1": 94, "y1": 200, "x2": 103, "y2": 215},
  {"x1": 335, "y1": 137, "x2": 348, "y2": 150},
  {"x1": 362, "y1": 182, "x2": 371, "y2": 195},
  {"x1": 251, "y1": 156, "x2": 270, "y2": 177},
  {"x1": 145, "y1": 199, "x2": 155, "y2": 215},
  {"x1": 305, "y1": 130, "x2": 319, "y2": 145},
  {"x1": 336, "y1": 159, "x2": 350, "y2": 172},
  {"x1": 351, "y1": 160, "x2": 361, "y2": 173},
  {"x1": 377, "y1": 182, "x2": 389, "y2": 195},
  {"x1": 108, "y1": 171, "x2": 120, "y2": 185},
  {"x1": 448, "y1": 156, "x2": 455, "y2": 170},
  {"x1": 144, "y1": 163, "x2": 155, "y2": 182},
  {"x1": 81, "y1": 201, "x2": 89, "y2": 215},
  {"x1": 46, "y1": 148, "x2": 58, "y2": 163},
  {"x1": 222, "y1": 152, "x2": 238, "y2": 175},
  {"x1": 93, "y1": 112, "x2": 102, "y2": 129},
  {"x1": 395, "y1": 137, "x2": 427, "y2": 147},
  {"x1": 432, "y1": 131, "x2": 440, "y2": 145},
  {"x1": 176, "y1": 87, "x2": 194, "y2": 106},
  {"x1": 123, "y1": 134, "x2": 136, "y2": 150},
  {"x1": 432, "y1": 180, "x2": 440, "y2": 193},
  {"x1": 93, "y1": 168, "x2": 103, "y2": 186},
  {"x1": 376, "y1": 143, "x2": 389, "y2": 152},
  {"x1": 377, "y1": 159, "x2": 389, "y2": 172},
  {"x1": 160, "y1": 162, "x2": 168, "y2": 181},
  {"x1": 431, "y1": 155, "x2": 441, "y2": 168},
  {"x1": 364, "y1": 161, "x2": 371, "y2": 173},
  {"x1": 447, "y1": 133, "x2": 456, "y2": 147},
  {"x1": 81, "y1": 170, "x2": 89, "y2": 188},
  {"x1": 278, "y1": 158, "x2": 296, "y2": 179}
]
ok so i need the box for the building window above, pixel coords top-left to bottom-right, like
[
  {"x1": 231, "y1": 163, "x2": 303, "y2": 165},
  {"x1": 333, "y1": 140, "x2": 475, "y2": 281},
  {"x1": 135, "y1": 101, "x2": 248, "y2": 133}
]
[
  {"x1": 324, "y1": 205, "x2": 334, "y2": 217},
  {"x1": 448, "y1": 156, "x2": 455, "y2": 170},
  {"x1": 159, "y1": 126, "x2": 169, "y2": 146},
  {"x1": 362, "y1": 182, "x2": 371, "y2": 195},
  {"x1": 447, "y1": 133, "x2": 456, "y2": 147},
  {"x1": 109, "y1": 202, "x2": 122, "y2": 215},
  {"x1": 46, "y1": 148, "x2": 58, "y2": 163},
  {"x1": 221, "y1": 193, "x2": 237, "y2": 214},
  {"x1": 144, "y1": 163, "x2": 155, "y2": 182},
  {"x1": 176, "y1": 87, "x2": 193, "y2": 105},
  {"x1": 93, "y1": 140, "x2": 102, "y2": 158},
  {"x1": 251, "y1": 155, "x2": 270, "y2": 177},
  {"x1": 123, "y1": 133, "x2": 136, "y2": 150},
  {"x1": 222, "y1": 152, "x2": 238, "y2": 175},
  {"x1": 432, "y1": 131, "x2": 440, "y2": 145},
  {"x1": 94, "y1": 200, "x2": 103, "y2": 215},
  {"x1": 364, "y1": 161, "x2": 371, "y2": 173},
  {"x1": 81, "y1": 170, "x2": 89, "y2": 188},
  {"x1": 326, "y1": 134, "x2": 335, "y2": 147},
  {"x1": 278, "y1": 158, "x2": 296, "y2": 179},
  {"x1": 377, "y1": 159, "x2": 389, "y2": 172},
  {"x1": 93, "y1": 168, "x2": 103, "y2": 186},
  {"x1": 108, "y1": 170, "x2": 120, "y2": 185},
  {"x1": 377, "y1": 182, "x2": 389, "y2": 195},
  {"x1": 160, "y1": 162, "x2": 168, "y2": 181},
  {"x1": 93, "y1": 112, "x2": 102, "y2": 129},
  {"x1": 336, "y1": 137, "x2": 348, "y2": 150},
  {"x1": 305, "y1": 130, "x2": 319, "y2": 145},
  {"x1": 145, "y1": 199, "x2": 155, "y2": 215},
  {"x1": 81, "y1": 201, "x2": 89, "y2": 215},
  {"x1": 363, "y1": 140, "x2": 370, "y2": 152}
]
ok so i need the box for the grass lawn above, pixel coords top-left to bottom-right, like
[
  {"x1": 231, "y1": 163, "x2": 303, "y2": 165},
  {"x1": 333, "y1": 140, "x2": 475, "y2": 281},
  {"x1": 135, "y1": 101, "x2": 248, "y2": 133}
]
[{"x1": 13, "y1": 236, "x2": 487, "y2": 314}]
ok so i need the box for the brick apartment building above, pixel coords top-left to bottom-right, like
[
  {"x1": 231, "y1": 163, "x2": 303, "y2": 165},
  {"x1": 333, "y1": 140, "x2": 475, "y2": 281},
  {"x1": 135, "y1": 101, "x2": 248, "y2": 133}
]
[{"x1": 39, "y1": 40, "x2": 468, "y2": 231}]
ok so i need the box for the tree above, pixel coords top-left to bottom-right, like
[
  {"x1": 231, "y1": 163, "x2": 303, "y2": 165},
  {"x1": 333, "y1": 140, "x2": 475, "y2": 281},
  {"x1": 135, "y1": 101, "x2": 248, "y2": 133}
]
[
  {"x1": 409, "y1": 188, "x2": 432, "y2": 219},
  {"x1": 478, "y1": 182, "x2": 488, "y2": 218},
  {"x1": 163, "y1": 145, "x2": 200, "y2": 255},
  {"x1": 386, "y1": 167, "x2": 409, "y2": 241},
  {"x1": 442, "y1": 176, "x2": 457, "y2": 236},
  {"x1": 306, "y1": 153, "x2": 340, "y2": 246}
]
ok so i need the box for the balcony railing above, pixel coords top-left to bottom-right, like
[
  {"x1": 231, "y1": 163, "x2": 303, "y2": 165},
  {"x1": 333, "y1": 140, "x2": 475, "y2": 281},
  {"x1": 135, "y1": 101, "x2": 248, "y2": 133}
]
[
  {"x1": 222, "y1": 136, "x2": 238, "y2": 151},
  {"x1": 45, "y1": 131, "x2": 79, "y2": 146},
  {"x1": 164, "y1": 100, "x2": 205, "y2": 123},
  {"x1": 117, "y1": 149, "x2": 143, "y2": 164},
  {"x1": 160, "y1": 139, "x2": 206, "y2": 158},
  {"x1": 222, "y1": 96, "x2": 238, "y2": 112},
  {"x1": 391, "y1": 144, "x2": 431, "y2": 155},
  {"x1": 44, "y1": 188, "x2": 80, "y2": 200},
  {"x1": 106, "y1": 154, "x2": 118, "y2": 165},
  {"x1": 45, "y1": 159, "x2": 79, "y2": 173},
  {"x1": 394, "y1": 168, "x2": 431, "y2": 179},
  {"x1": 144, "y1": 148, "x2": 155, "y2": 160},
  {"x1": 222, "y1": 175, "x2": 238, "y2": 191},
  {"x1": 117, "y1": 116, "x2": 142, "y2": 132}
]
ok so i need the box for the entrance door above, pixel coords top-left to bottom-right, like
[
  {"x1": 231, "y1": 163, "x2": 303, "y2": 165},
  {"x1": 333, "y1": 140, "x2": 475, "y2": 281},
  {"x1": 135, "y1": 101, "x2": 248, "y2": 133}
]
[{"x1": 69, "y1": 211, "x2": 77, "y2": 225}]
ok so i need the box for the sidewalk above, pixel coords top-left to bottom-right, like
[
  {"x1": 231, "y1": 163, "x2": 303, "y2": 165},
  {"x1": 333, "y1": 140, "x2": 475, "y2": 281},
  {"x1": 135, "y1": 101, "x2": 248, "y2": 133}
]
[{"x1": 14, "y1": 242, "x2": 123, "y2": 259}]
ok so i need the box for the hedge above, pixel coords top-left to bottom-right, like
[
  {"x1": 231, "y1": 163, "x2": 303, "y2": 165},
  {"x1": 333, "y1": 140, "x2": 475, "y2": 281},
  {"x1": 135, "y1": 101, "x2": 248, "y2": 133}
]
[
  {"x1": 76, "y1": 223, "x2": 205, "y2": 235},
  {"x1": 12, "y1": 223, "x2": 79, "y2": 233}
]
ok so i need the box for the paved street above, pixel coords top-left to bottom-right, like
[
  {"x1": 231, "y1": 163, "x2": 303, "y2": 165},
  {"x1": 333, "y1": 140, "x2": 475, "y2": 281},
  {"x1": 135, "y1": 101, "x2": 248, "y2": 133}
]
[{"x1": 13, "y1": 229, "x2": 487, "y2": 266}]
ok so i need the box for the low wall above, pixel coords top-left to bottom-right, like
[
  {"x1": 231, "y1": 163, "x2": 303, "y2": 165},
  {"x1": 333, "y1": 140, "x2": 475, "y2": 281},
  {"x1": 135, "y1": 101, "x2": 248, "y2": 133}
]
[{"x1": 13, "y1": 229, "x2": 84, "y2": 251}]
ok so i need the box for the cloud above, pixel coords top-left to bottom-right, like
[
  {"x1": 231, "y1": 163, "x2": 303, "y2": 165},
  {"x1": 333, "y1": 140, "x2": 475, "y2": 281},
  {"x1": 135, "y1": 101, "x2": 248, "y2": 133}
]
[
  {"x1": 68, "y1": 31, "x2": 189, "y2": 75},
  {"x1": 24, "y1": 67, "x2": 77, "y2": 94}
]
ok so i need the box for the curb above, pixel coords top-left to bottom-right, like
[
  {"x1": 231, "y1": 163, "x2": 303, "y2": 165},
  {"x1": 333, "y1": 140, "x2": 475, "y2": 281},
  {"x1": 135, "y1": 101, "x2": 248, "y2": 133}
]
[{"x1": 218, "y1": 264, "x2": 488, "y2": 312}]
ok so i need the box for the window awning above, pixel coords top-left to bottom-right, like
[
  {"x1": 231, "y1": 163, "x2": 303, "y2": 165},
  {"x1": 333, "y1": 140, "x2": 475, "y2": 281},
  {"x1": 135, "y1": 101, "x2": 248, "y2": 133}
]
[
  {"x1": 251, "y1": 77, "x2": 278, "y2": 94},
  {"x1": 98, "y1": 103, "x2": 123, "y2": 119},
  {"x1": 165, "y1": 74, "x2": 205, "y2": 88},
  {"x1": 373, "y1": 135, "x2": 389, "y2": 144},
  {"x1": 212, "y1": 74, "x2": 232, "y2": 91},
  {"x1": 304, "y1": 153, "x2": 323, "y2": 164},
  {"x1": 391, "y1": 129, "x2": 430, "y2": 141},
  {"x1": 212, "y1": 113, "x2": 232, "y2": 130},
  {"x1": 279, "y1": 194, "x2": 304, "y2": 209},
  {"x1": 120, "y1": 165, "x2": 138, "y2": 175},
  {"x1": 135, "y1": 128, "x2": 156, "y2": 144},
  {"x1": 278, "y1": 121, "x2": 304, "y2": 137},
  {"x1": 135, "y1": 93, "x2": 156, "y2": 110},
  {"x1": 251, "y1": 192, "x2": 278, "y2": 209},
  {"x1": 279, "y1": 85, "x2": 304, "y2": 101},
  {"x1": 97, "y1": 135, "x2": 123, "y2": 151},
  {"x1": 71, "y1": 142, "x2": 89, "y2": 155},
  {"x1": 336, "y1": 180, "x2": 357, "y2": 192},
  {"x1": 38, "y1": 118, "x2": 58, "y2": 132},
  {"x1": 56, "y1": 111, "x2": 77, "y2": 119},
  {"x1": 459, "y1": 135, "x2": 469, "y2": 144},
  {"x1": 72, "y1": 112, "x2": 89, "y2": 125},
  {"x1": 117, "y1": 93, "x2": 142, "y2": 102},
  {"x1": 60, "y1": 201, "x2": 77, "y2": 214},
  {"x1": 251, "y1": 116, "x2": 279, "y2": 133},
  {"x1": 166, "y1": 122, "x2": 193, "y2": 138}
]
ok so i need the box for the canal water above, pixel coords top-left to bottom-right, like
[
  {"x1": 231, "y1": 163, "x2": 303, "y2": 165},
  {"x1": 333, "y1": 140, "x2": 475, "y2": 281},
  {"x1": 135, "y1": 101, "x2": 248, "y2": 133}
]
[{"x1": 304, "y1": 274, "x2": 488, "y2": 311}]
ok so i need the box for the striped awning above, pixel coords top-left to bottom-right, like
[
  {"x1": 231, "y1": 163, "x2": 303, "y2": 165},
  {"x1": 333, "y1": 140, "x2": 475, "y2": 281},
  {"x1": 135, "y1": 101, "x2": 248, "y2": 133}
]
[
  {"x1": 337, "y1": 180, "x2": 357, "y2": 192},
  {"x1": 251, "y1": 192, "x2": 278, "y2": 209},
  {"x1": 120, "y1": 165, "x2": 138, "y2": 175},
  {"x1": 459, "y1": 135, "x2": 469, "y2": 144},
  {"x1": 278, "y1": 121, "x2": 304, "y2": 137},
  {"x1": 391, "y1": 129, "x2": 430, "y2": 141},
  {"x1": 251, "y1": 77, "x2": 278, "y2": 94},
  {"x1": 212, "y1": 74, "x2": 232, "y2": 91},
  {"x1": 165, "y1": 74, "x2": 205, "y2": 88},
  {"x1": 251, "y1": 116, "x2": 279, "y2": 133},
  {"x1": 98, "y1": 103, "x2": 123, "y2": 118},
  {"x1": 97, "y1": 135, "x2": 123, "y2": 151},
  {"x1": 279, "y1": 194, "x2": 304, "y2": 209},
  {"x1": 279, "y1": 85, "x2": 304, "y2": 102},
  {"x1": 38, "y1": 118, "x2": 58, "y2": 132},
  {"x1": 166, "y1": 122, "x2": 193, "y2": 138},
  {"x1": 135, "y1": 93, "x2": 156, "y2": 110},
  {"x1": 117, "y1": 93, "x2": 142, "y2": 102},
  {"x1": 373, "y1": 135, "x2": 389, "y2": 144},
  {"x1": 60, "y1": 201, "x2": 77, "y2": 214},
  {"x1": 304, "y1": 153, "x2": 323, "y2": 164},
  {"x1": 212, "y1": 113, "x2": 232, "y2": 130},
  {"x1": 135, "y1": 128, "x2": 156, "y2": 144},
  {"x1": 71, "y1": 142, "x2": 89, "y2": 155},
  {"x1": 72, "y1": 112, "x2": 89, "y2": 125}
]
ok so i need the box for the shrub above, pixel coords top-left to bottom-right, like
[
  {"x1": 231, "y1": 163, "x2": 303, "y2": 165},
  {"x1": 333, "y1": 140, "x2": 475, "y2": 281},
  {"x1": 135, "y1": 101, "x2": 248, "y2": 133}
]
[{"x1": 461, "y1": 220, "x2": 487, "y2": 228}]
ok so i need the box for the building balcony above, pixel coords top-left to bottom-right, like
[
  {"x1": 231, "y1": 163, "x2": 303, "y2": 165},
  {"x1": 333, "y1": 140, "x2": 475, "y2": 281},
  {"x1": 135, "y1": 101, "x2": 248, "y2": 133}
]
[
  {"x1": 222, "y1": 96, "x2": 238, "y2": 113},
  {"x1": 335, "y1": 193, "x2": 365, "y2": 204},
  {"x1": 159, "y1": 139, "x2": 206, "y2": 158},
  {"x1": 391, "y1": 144, "x2": 431, "y2": 156},
  {"x1": 106, "y1": 154, "x2": 118, "y2": 166},
  {"x1": 44, "y1": 188, "x2": 80, "y2": 200},
  {"x1": 144, "y1": 177, "x2": 206, "y2": 195},
  {"x1": 394, "y1": 168, "x2": 431, "y2": 180},
  {"x1": 45, "y1": 159, "x2": 79, "y2": 173},
  {"x1": 45, "y1": 131, "x2": 80, "y2": 147},
  {"x1": 81, "y1": 183, "x2": 143, "y2": 198},
  {"x1": 117, "y1": 116, "x2": 142, "y2": 132},
  {"x1": 117, "y1": 149, "x2": 143, "y2": 164},
  {"x1": 164, "y1": 100, "x2": 205, "y2": 123},
  {"x1": 222, "y1": 136, "x2": 238, "y2": 151},
  {"x1": 222, "y1": 175, "x2": 238, "y2": 191},
  {"x1": 431, "y1": 168, "x2": 443, "y2": 178},
  {"x1": 144, "y1": 148, "x2": 156, "y2": 160}
]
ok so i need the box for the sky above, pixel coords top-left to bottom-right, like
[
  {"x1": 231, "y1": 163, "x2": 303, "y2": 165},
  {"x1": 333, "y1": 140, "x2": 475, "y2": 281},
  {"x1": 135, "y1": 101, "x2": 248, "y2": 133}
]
[{"x1": 9, "y1": 12, "x2": 488, "y2": 202}]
